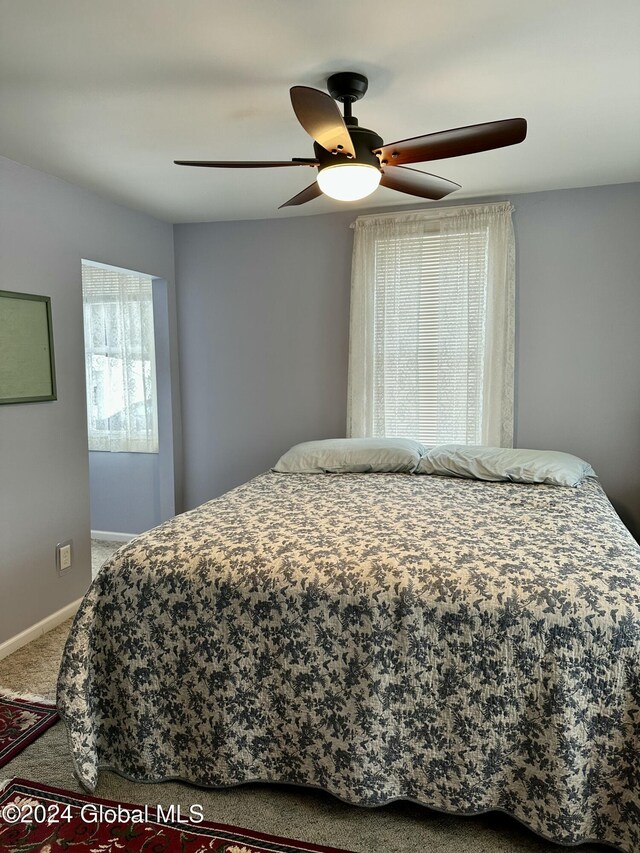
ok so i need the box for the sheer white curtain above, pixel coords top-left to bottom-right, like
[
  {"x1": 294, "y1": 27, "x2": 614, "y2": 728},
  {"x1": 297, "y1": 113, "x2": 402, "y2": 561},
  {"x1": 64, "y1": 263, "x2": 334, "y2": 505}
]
[
  {"x1": 347, "y1": 202, "x2": 515, "y2": 447},
  {"x1": 82, "y1": 261, "x2": 159, "y2": 453}
]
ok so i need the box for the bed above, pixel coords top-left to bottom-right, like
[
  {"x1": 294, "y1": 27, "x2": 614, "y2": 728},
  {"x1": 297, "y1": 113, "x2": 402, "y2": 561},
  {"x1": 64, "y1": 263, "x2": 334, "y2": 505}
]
[{"x1": 57, "y1": 464, "x2": 640, "y2": 852}]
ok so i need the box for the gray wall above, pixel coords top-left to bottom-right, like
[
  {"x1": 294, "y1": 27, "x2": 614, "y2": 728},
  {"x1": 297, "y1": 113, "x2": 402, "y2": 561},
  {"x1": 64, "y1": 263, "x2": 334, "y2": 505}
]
[
  {"x1": 174, "y1": 212, "x2": 355, "y2": 508},
  {"x1": 0, "y1": 155, "x2": 182, "y2": 645},
  {"x1": 89, "y1": 451, "x2": 160, "y2": 534},
  {"x1": 174, "y1": 183, "x2": 640, "y2": 537},
  {"x1": 514, "y1": 183, "x2": 640, "y2": 537}
]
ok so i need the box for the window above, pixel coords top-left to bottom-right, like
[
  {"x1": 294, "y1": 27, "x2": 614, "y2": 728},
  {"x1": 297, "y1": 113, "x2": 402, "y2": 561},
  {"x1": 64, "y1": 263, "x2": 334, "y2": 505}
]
[
  {"x1": 82, "y1": 261, "x2": 159, "y2": 453},
  {"x1": 347, "y1": 202, "x2": 515, "y2": 447}
]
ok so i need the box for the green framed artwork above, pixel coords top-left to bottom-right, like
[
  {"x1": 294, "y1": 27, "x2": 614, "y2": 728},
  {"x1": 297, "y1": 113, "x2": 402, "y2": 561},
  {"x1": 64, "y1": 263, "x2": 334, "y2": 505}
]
[{"x1": 0, "y1": 289, "x2": 57, "y2": 404}]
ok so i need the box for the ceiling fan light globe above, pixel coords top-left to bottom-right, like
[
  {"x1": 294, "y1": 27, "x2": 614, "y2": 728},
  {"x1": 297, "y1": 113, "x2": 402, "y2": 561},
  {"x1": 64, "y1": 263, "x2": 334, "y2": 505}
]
[{"x1": 317, "y1": 163, "x2": 381, "y2": 201}]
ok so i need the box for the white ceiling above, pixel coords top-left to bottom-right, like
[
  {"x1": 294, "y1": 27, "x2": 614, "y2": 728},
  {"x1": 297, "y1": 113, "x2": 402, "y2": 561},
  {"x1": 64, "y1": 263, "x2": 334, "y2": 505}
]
[{"x1": 1, "y1": 0, "x2": 639, "y2": 223}]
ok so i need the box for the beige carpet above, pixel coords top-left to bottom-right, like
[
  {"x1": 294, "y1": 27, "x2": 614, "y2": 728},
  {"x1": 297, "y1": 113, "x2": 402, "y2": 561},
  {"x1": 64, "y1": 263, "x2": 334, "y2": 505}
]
[
  {"x1": 91, "y1": 538, "x2": 125, "y2": 577},
  {"x1": 0, "y1": 617, "x2": 606, "y2": 852}
]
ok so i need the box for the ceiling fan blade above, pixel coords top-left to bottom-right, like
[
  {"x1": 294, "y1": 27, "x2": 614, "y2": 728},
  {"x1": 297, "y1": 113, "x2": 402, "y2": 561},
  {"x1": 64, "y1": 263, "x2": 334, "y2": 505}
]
[
  {"x1": 290, "y1": 86, "x2": 356, "y2": 158},
  {"x1": 380, "y1": 165, "x2": 461, "y2": 200},
  {"x1": 278, "y1": 181, "x2": 323, "y2": 209},
  {"x1": 376, "y1": 118, "x2": 527, "y2": 166},
  {"x1": 174, "y1": 160, "x2": 318, "y2": 168}
]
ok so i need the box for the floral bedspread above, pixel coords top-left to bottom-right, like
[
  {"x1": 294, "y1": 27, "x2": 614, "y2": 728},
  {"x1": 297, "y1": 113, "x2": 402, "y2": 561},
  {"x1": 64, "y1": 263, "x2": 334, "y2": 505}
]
[{"x1": 57, "y1": 473, "x2": 640, "y2": 851}]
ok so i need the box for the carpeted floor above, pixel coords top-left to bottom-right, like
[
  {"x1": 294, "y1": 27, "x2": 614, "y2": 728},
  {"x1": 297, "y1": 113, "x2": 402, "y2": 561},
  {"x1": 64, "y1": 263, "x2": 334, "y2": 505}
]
[
  {"x1": 0, "y1": 608, "x2": 606, "y2": 852},
  {"x1": 91, "y1": 538, "x2": 124, "y2": 577}
]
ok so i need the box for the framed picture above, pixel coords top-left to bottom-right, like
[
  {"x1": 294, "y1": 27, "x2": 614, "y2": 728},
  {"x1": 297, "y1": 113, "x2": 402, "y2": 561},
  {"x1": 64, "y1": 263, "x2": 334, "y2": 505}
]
[{"x1": 0, "y1": 289, "x2": 57, "y2": 404}]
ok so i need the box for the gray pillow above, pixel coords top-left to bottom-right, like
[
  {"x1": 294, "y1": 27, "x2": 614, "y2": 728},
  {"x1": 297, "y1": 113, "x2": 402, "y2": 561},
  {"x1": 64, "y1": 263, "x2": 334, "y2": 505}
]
[
  {"x1": 415, "y1": 445, "x2": 596, "y2": 487},
  {"x1": 273, "y1": 437, "x2": 426, "y2": 474}
]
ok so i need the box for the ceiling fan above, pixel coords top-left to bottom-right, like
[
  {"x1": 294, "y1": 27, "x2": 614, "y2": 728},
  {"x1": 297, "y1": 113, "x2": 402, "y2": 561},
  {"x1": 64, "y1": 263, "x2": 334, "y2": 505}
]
[{"x1": 175, "y1": 72, "x2": 527, "y2": 209}]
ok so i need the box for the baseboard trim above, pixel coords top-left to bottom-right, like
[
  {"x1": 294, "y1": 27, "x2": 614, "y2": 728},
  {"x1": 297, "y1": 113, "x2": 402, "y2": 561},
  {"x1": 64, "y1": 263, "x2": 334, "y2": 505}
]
[
  {"x1": 0, "y1": 598, "x2": 83, "y2": 661},
  {"x1": 91, "y1": 530, "x2": 136, "y2": 543}
]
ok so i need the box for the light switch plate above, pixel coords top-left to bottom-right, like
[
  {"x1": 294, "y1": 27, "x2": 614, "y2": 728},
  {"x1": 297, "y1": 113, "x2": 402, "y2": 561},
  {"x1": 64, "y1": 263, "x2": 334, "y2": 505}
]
[{"x1": 56, "y1": 539, "x2": 73, "y2": 575}]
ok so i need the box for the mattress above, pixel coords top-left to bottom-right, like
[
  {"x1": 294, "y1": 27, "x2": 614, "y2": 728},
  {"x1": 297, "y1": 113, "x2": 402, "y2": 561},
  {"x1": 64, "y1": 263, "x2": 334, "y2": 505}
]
[{"x1": 57, "y1": 472, "x2": 640, "y2": 851}]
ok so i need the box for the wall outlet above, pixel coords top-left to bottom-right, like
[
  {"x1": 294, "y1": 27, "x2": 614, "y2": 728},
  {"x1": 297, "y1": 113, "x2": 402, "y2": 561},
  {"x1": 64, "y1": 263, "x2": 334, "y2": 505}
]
[{"x1": 56, "y1": 540, "x2": 73, "y2": 575}]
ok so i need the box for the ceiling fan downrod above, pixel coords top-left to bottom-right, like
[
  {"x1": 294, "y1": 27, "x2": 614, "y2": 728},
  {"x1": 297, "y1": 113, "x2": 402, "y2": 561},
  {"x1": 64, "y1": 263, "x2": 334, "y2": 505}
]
[{"x1": 327, "y1": 71, "x2": 368, "y2": 126}]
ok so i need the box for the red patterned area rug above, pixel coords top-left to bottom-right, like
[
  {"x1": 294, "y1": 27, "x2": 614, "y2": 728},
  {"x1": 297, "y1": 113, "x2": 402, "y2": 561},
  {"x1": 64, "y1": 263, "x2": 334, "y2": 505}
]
[
  {"x1": 0, "y1": 692, "x2": 59, "y2": 768},
  {"x1": 0, "y1": 778, "x2": 358, "y2": 853}
]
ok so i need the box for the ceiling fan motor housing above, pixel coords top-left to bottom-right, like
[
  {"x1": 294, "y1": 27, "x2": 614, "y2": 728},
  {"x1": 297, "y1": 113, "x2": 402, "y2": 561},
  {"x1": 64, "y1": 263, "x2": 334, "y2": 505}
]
[{"x1": 314, "y1": 125, "x2": 384, "y2": 173}]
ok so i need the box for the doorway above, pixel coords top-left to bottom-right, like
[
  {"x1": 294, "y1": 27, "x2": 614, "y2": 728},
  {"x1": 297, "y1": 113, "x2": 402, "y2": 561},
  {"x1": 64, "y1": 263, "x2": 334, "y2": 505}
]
[{"x1": 81, "y1": 260, "x2": 176, "y2": 574}]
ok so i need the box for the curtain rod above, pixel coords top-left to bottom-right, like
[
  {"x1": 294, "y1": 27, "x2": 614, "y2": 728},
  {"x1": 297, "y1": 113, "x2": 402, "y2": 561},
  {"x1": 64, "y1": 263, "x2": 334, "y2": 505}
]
[{"x1": 350, "y1": 200, "x2": 514, "y2": 228}]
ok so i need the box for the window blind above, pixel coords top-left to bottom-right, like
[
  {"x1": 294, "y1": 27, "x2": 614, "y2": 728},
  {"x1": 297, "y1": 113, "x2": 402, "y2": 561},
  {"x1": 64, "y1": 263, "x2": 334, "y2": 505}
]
[
  {"x1": 82, "y1": 262, "x2": 159, "y2": 453},
  {"x1": 348, "y1": 203, "x2": 515, "y2": 447},
  {"x1": 373, "y1": 228, "x2": 488, "y2": 444}
]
